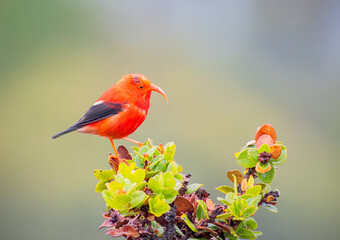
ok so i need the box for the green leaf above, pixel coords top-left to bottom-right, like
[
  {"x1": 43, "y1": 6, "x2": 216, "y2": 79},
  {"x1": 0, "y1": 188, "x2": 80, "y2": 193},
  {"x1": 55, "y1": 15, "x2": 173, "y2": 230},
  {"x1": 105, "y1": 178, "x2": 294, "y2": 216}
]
[
  {"x1": 95, "y1": 181, "x2": 107, "y2": 193},
  {"x1": 262, "y1": 204, "x2": 278, "y2": 213},
  {"x1": 259, "y1": 143, "x2": 270, "y2": 153},
  {"x1": 241, "y1": 194, "x2": 253, "y2": 200},
  {"x1": 245, "y1": 185, "x2": 262, "y2": 197},
  {"x1": 236, "y1": 228, "x2": 256, "y2": 239},
  {"x1": 247, "y1": 175, "x2": 254, "y2": 188},
  {"x1": 186, "y1": 183, "x2": 203, "y2": 194},
  {"x1": 164, "y1": 143, "x2": 176, "y2": 161},
  {"x1": 225, "y1": 192, "x2": 235, "y2": 205},
  {"x1": 148, "y1": 177, "x2": 162, "y2": 193},
  {"x1": 138, "y1": 146, "x2": 150, "y2": 154},
  {"x1": 257, "y1": 163, "x2": 275, "y2": 183},
  {"x1": 102, "y1": 191, "x2": 132, "y2": 211},
  {"x1": 237, "y1": 149, "x2": 258, "y2": 168},
  {"x1": 174, "y1": 225, "x2": 184, "y2": 237},
  {"x1": 253, "y1": 231, "x2": 263, "y2": 237},
  {"x1": 107, "y1": 181, "x2": 124, "y2": 194},
  {"x1": 242, "y1": 206, "x2": 258, "y2": 218},
  {"x1": 248, "y1": 148, "x2": 259, "y2": 159},
  {"x1": 132, "y1": 152, "x2": 145, "y2": 168},
  {"x1": 93, "y1": 170, "x2": 115, "y2": 181},
  {"x1": 136, "y1": 182, "x2": 147, "y2": 191},
  {"x1": 161, "y1": 188, "x2": 178, "y2": 203},
  {"x1": 271, "y1": 144, "x2": 287, "y2": 165},
  {"x1": 130, "y1": 191, "x2": 147, "y2": 208},
  {"x1": 233, "y1": 175, "x2": 238, "y2": 195},
  {"x1": 154, "y1": 160, "x2": 167, "y2": 172},
  {"x1": 216, "y1": 212, "x2": 234, "y2": 220},
  {"x1": 149, "y1": 194, "x2": 170, "y2": 217},
  {"x1": 163, "y1": 172, "x2": 176, "y2": 188},
  {"x1": 217, "y1": 197, "x2": 230, "y2": 205},
  {"x1": 245, "y1": 217, "x2": 257, "y2": 230},
  {"x1": 258, "y1": 183, "x2": 267, "y2": 192},
  {"x1": 167, "y1": 162, "x2": 179, "y2": 175},
  {"x1": 148, "y1": 155, "x2": 165, "y2": 169},
  {"x1": 216, "y1": 185, "x2": 234, "y2": 194},
  {"x1": 174, "y1": 173, "x2": 184, "y2": 182},
  {"x1": 181, "y1": 214, "x2": 198, "y2": 232},
  {"x1": 118, "y1": 163, "x2": 134, "y2": 181},
  {"x1": 196, "y1": 200, "x2": 209, "y2": 221},
  {"x1": 131, "y1": 169, "x2": 145, "y2": 184},
  {"x1": 145, "y1": 170, "x2": 160, "y2": 179}
]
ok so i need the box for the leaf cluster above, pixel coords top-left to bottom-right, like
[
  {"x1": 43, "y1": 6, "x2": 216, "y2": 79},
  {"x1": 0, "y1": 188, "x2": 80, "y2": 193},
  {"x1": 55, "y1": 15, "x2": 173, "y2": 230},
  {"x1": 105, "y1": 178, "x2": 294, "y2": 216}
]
[{"x1": 93, "y1": 124, "x2": 286, "y2": 239}]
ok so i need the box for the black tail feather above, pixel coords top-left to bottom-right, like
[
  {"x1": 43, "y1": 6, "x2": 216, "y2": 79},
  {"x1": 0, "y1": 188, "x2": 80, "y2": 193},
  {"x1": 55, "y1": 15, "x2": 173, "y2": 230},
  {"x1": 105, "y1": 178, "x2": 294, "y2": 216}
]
[{"x1": 51, "y1": 126, "x2": 79, "y2": 139}]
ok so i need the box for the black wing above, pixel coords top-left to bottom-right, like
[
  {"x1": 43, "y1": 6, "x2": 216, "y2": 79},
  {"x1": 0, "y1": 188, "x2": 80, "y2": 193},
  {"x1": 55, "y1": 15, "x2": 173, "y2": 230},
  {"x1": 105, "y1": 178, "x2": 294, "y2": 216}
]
[{"x1": 52, "y1": 101, "x2": 124, "y2": 139}]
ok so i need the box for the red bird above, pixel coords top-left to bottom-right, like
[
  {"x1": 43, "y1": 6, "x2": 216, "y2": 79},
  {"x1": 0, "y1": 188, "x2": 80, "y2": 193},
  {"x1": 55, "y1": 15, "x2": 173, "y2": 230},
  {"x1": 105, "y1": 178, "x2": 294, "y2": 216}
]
[{"x1": 52, "y1": 73, "x2": 168, "y2": 158}]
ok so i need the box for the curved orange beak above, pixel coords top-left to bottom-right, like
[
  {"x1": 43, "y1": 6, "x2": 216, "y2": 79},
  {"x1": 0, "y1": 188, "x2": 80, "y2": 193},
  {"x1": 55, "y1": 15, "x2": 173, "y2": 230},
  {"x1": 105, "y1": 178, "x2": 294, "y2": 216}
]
[{"x1": 150, "y1": 84, "x2": 168, "y2": 103}]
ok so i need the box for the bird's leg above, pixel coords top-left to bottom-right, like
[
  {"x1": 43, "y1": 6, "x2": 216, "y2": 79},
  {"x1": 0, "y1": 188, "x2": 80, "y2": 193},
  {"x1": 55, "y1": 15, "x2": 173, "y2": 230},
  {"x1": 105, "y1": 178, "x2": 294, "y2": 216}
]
[
  {"x1": 123, "y1": 137, "x2": 144, "y2": 147},
  {"x1": 109, "y1": 138, "x2": 120, "y2": 159}
]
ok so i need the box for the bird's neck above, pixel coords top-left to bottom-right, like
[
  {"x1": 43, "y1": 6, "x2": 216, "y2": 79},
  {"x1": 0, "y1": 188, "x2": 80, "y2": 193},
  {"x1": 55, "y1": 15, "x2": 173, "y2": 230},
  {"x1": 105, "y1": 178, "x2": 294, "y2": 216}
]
[{"x1": 134, "y1": 91, "x2": 151, "y2": 111}]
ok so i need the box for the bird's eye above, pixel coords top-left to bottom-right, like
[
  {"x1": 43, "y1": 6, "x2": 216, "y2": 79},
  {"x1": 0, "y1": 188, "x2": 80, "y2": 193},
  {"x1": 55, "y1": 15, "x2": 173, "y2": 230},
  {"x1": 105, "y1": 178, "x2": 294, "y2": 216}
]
[{"x1": 139, "y1": 85, "x2": 143, "y2": 89}]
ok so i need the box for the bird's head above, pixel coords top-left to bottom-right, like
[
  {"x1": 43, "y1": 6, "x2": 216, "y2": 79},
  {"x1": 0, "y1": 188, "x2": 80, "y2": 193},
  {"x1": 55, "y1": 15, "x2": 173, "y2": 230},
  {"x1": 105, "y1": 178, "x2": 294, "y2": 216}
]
[{"x1": 120, "y1": 73, "x2": 168, "y2": 103}]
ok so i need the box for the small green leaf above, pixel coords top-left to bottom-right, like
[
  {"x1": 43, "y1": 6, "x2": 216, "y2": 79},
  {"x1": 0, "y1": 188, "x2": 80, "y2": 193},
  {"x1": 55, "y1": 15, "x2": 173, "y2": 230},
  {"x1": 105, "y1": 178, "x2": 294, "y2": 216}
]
[
  {"x1": 163, "y1": 172, "x2": 176, "y2": 188},
  {"x1": 164, "y1": 143, "x2": 176, "y2": 161},
  {"x1": 242, "y1": 206, "x2": 258, "y2": 218},
  {"x1": 138, "y1": 146, "x2": 150, "y2": 154},
  {"x1": 148, "y1": 155, "x2": 164, "y2": 169},
  {"x1": 181, "y1": 214, "x2": 198, "y2": 232},
  {"x1": 107, "y1": 181, "x2": 124, "y2": 194},
  {"x1": 258, "y1": 183, "x2": 267, "y2": 192},
  {"x1": 130, "y1": 191, "x2": 147, "y2": 208},
  {"x1": 257, "y1": 163, "x2": 275, "y2": 183},
  {"x1": 161, "y1": 188, "x2": 178, "y2": 203},
  {"x1": 196, "y1": 200, "x2": 209, "y2": 221},
  {"x1": 174, "y1": 225, "x2": 184, "y2": 237},
  {"x1": 149, "y1": 194, "x2": 170, "y2": 217},
  {"x1": 258, "y1": 143, "x2": 270, "y2": 153},
  {"x1": 167, "y1": 162, "x2": 179, "y2": 175},
  {"x1": 253, "y1": 231, "x2": 263, "y2": 237},
  {"x1": 236, "y1": 228, "x2": 256, "y2": 239},
  {"x1": 247, "y1": 175, "x2": 254, "y2": 188},
  {"x1": 136, "y1": 182, "x2": 147, "y2": 191},
  {"x1": 131, "y1": 169, "x2": 145, "y2": 184},
  {"x1": 216, "y1": 212, "x2": 234, "y2": 220},
  {"x1": 186, "y1": 183, "x2": 203, "y2": 194},
  {"x1": 148, "y1": 177, "x2": 162, "y2": 193},
  {"x1": 216, "y1": 185, "x2": 234, "y2": 194},
  {"x1": 95, "y1": 181, "x2": 107, "y2": 193},
  {"x1": 225, "y1": 192, "x2": 235, "y2": 205},
  {"x1": 145, "y1": 170, "x2": 160, "y2": 178},
  {"x1": 217, "y1": 197, "x2": 230, "y2": 205},
  {"x1": 174, "y1": 173, "x2": 184, "y2": 182},
  {"x1": 236, "y1": 149, "x2": 258, "y2": 168},
  {"x1": 262, "y1": 204, "x2": 278, "y2": 213},
  {"x1": 248, "y1": 148, "x2": 259, "y2": 159},
  {"x1": 102, "y1": 191, "x2": 132, "y2": 211},
  {"x1": 245, "y1": 185, "x2": 262, "y2": 197},
  {"x1": 93, "y1": 169, "x2": 115, "y2": 181},
  {"x1": 245, "y1": 217, "x2": 257, "y2": 230},
  {"x1": 241, "y1": 194, "x2": 254, "y2": 200}
]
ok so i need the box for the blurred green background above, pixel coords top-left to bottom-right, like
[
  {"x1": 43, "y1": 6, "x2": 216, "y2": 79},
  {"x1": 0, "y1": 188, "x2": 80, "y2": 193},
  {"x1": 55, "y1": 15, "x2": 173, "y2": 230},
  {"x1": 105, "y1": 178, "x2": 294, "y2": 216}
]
[{"x1": 1, "y1": 1, "x2": 339, "y2": 239}]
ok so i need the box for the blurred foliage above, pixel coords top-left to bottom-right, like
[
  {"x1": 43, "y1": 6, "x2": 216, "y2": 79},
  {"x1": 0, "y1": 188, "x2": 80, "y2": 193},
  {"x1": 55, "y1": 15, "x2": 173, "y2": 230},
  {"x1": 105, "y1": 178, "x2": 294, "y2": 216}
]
[{"x1": 1, "y1": 1, "x2": 339, "y2": 240}]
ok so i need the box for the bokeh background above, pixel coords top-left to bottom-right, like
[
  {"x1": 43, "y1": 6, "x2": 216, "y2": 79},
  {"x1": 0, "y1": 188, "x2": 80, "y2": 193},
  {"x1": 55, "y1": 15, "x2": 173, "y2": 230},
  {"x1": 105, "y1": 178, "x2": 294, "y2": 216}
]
[{"x1": 1, "y1": 1, "x2": 339, "y2": 239}]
